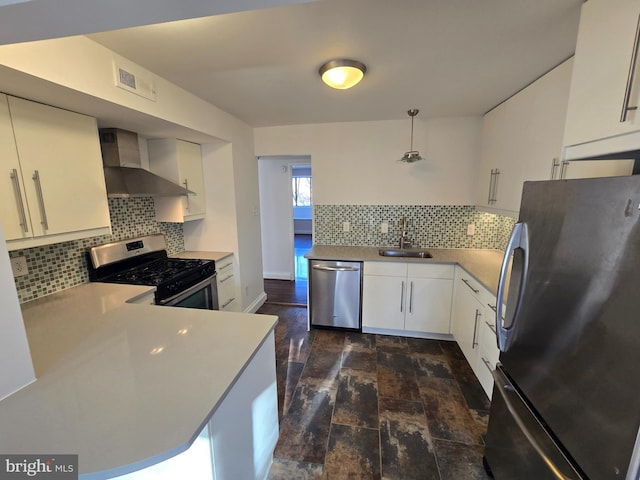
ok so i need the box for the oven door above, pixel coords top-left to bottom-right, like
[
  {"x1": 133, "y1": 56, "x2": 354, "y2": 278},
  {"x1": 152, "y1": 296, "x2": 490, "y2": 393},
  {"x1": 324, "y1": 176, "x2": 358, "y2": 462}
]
[{"x1": 157, "y1": 274, "x2": 219, "y2": 310}]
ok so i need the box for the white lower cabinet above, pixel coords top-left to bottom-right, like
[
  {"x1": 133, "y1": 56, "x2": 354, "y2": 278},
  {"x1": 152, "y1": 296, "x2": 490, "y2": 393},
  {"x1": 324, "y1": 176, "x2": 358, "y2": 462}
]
[
  {"x1": 362, "y1": 262, "x2": 454, "y2": 336},
  {"x1": 216, "y1": 255, "x2": 238, "y2": 311},
  {"x1": 450, "y1": 267, "x2": 501, "y2": 399}
]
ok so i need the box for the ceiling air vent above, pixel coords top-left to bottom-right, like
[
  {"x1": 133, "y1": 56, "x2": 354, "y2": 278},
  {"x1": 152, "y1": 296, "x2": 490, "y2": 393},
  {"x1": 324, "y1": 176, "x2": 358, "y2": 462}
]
[{"x1": 114, "y1": 61, "x2": 157, "y2": 102}]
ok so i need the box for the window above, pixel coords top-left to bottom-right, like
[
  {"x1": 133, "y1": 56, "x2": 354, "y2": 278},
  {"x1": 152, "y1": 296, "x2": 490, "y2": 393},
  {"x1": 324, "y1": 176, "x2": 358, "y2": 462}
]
[{"x1": 292, "y1": 166, "x2": 312, "y2": 206}]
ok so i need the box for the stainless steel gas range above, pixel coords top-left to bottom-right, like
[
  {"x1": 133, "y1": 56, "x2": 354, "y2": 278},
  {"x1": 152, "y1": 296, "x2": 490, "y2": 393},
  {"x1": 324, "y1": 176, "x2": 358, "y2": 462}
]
[{"x1": 87, "y1": 234, "x2": 218, "y2": 310}]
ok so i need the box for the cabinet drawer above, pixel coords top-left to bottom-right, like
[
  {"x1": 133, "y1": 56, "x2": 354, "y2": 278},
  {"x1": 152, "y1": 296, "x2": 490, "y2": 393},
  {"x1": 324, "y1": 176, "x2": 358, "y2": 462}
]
[
  {"x1": 363, "y1": 261, "x2": 407, "y2": 277},
  {"x1": 407, "y1": 263, "x2": 454, "y2": 279},
  {"x1": 217, "y1": 257, "x2": 234, "y2": 273},
  {"x1": 477, "y1": 318, "x2": 500, "y2": 399},
  {"x1": 456, "y1": 273, "x2": 483, "y2": 299}
]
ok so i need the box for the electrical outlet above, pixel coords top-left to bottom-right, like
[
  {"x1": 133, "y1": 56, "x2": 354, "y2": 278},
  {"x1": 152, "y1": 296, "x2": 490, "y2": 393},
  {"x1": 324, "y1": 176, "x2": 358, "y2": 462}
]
[
  {"x1": 342, "y1": 221, "x2": 350, "y2": 232},
  {"x1": 11, "y1": 256, "x2": 29, "y2": 277},
  {"x1": 467, "y1": 223, "x2": 476, "y2": 236},
  {"x1": 380, "y1": 222, "x2": 389, "y2": 234}
]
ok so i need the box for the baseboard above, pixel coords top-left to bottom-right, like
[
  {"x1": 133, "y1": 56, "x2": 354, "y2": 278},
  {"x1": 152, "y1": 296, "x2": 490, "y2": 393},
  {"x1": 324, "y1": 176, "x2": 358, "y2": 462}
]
[
  {"x1": 244, "y1": 291, "x2": 267, "y2": 313},
  {"x1": 263, "y1": 272, "x2": 293, "y2": 281}
]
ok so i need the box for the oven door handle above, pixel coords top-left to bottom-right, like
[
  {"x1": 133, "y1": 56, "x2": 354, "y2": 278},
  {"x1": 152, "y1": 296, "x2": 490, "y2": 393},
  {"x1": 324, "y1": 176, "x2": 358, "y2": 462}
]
[{"x1": 157, "y1": 274, "x2": 217, "y2": 306}]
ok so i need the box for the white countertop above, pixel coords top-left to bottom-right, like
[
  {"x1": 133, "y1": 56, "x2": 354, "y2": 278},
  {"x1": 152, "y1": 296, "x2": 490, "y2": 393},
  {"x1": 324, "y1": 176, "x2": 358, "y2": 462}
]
[
  {"x1": 305, "y1": 246, "x2": 506, "y2": 295},
  {"x1": 0, "y1": 282, "x2": 277, "y2": 479}
]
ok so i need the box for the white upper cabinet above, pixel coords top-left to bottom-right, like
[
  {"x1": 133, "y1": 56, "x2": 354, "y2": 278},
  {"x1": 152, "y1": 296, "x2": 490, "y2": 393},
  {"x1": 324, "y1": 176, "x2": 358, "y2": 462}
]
[
  {"x1": 563, "y1": 0, "x2": 640, "y2": 151},
  {"x1": 477, "y1": 59, "x2": 573, "y2": 216},
  {"x1": 148, "y1": 138, "x2": 206, "y2": 222},
  {"x1": 0, "y1": 94, "x2": 111, "y2": 249},
  {"x1": 0, "y1": 95, "x2": 28, "y2": 241}
]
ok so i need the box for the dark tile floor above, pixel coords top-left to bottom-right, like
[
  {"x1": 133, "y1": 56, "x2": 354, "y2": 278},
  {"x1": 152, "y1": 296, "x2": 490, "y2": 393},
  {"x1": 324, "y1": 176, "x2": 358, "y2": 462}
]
[{"x1": 258, "y1": 303, "x2": 492, "y2": 480}]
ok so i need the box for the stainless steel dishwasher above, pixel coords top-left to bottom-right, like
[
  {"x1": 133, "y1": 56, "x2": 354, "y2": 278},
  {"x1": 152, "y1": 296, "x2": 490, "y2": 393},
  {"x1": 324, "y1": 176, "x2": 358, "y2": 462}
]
[{"x1": 309, "y1": 260, "x2": 362, "y2": 330}]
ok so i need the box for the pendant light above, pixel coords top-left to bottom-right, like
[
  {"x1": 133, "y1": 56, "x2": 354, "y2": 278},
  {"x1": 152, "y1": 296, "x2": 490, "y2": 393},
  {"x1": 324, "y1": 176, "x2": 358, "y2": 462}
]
[
  {"x1": 319, "y1": 59, "x2": 367, "y2": 89},
  {"x1": 400, "y1": 109, "x2": 424, "y2": 163}
]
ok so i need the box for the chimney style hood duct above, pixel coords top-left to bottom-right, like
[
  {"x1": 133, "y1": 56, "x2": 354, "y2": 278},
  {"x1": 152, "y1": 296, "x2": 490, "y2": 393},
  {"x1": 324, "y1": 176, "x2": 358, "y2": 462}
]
[{"x1": 99, "y1": 128, "x2": 194, "y2": 198}]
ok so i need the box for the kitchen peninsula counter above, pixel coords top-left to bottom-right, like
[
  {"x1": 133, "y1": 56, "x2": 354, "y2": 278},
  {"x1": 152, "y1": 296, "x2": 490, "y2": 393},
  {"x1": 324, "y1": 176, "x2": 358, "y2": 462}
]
[
  {"x1": 0, "y1": 282, "x2": 278, "y2": 479},
  {"x1": 305, "y1": 246, "x2": 505, "y2": 294}
]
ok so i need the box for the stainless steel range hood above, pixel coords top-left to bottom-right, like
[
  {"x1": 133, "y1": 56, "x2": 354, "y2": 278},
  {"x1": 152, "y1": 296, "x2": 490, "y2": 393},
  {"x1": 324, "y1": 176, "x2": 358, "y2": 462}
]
[{"x1": 99, "y1": 128, "x2": 194, "y2": 198}]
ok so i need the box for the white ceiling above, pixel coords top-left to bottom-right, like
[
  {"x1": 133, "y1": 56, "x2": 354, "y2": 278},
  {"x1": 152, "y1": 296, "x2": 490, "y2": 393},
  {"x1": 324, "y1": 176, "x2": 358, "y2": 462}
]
[{"x1": 85, "y1": 0, "x2": 584, "y2": 128}]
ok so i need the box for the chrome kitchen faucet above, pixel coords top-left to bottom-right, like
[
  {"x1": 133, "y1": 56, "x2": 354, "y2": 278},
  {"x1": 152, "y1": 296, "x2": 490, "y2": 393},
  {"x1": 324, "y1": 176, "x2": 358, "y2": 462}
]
[{"x1": 399, "y1": 216, "x2": 413, "y2": 249}]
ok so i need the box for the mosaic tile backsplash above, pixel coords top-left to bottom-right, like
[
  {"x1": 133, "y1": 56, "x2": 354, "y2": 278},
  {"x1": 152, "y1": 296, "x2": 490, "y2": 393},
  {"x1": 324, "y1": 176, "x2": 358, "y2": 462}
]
[
  {"x1": 10, "y1": 197, "x2": 184, "y2": 303},
  {"x1": 313, "y1": 205, "x2": 516, "y2": 250}
]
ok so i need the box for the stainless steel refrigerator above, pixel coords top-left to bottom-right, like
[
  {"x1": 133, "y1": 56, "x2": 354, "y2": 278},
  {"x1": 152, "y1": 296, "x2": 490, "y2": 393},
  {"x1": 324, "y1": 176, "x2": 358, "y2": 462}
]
[{"x1": 484, "y1": 176, "x2": 640, "y2": 480}]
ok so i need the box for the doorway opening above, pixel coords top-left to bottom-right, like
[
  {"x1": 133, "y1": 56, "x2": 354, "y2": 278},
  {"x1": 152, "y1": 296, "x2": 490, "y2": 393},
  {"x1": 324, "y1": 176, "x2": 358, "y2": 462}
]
[
  {"x1": 258, "y1": 156, "x2": 311, "y2": 306},
  {"x1": 292, "y1": 164, "x2": 312, "y2": 282}
]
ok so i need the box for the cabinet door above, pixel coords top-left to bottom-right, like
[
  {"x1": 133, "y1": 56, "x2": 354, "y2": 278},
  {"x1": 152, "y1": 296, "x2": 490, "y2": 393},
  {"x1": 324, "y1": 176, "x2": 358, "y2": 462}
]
[
  {"x1": 217, "y1": 257, "x2": 237, "y2": 311},
  {"x1": 8, "y1": 96, "x2": 110, "y2": 238},
  {"x1": 0, "y1": 94, "x2": 32, "y2": 241},
  {"x1": 362, "y1": 275, "x2": 406, "y2": 330},
  {"x1": 563, "y1": 0, "x2": 640, "y2": 147},
  {"x1": 476, "y1": 317, "x2": 500, "y2": 399},
  {"x1": 478, "y1": 60, "x2": 573, "y2": 213},
  {"x1": 560, "y1": 159, "x2": 634, "y2": 179},
  {"x1": 149, "y1": 138, "x2": 205, "y2": 222},
  {"x1": 451, "y1": 275, "x2": 484, "y2": 366},
  {"x1": 178, "y1": 140, "x2": 206, "y2": 219},
  {"x1": 404, "y1": 277, "x2": 453, "y2": 334}
]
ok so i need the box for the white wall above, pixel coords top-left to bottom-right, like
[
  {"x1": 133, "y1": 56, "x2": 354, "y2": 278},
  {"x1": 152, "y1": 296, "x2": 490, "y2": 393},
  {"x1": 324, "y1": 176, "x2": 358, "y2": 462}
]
[
  {"x1": 254, "y1": 117, "x2": 482, "y2": 206},
  {"x1": 258, "y1": 158, "x2": 290, "y2": 280},
  {"x1": 0, "y1": 222, "x2": 35, "y2": 400},
  {"x1": 184, "y1": 117, "x2": 266, "y2": 312}
]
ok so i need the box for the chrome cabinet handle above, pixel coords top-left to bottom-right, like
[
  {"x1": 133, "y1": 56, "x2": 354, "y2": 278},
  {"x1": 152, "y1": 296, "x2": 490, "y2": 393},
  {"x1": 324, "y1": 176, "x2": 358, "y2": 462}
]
[
  {"x1": 400, "y1": 281, "x2": 405, "y2": 313},
  {"x1": 221, "y1": 297, "x2": 235, "y2": 309},
  {"x1": 621, "y1": 13, "x2": 640, "y2": 123},
  {"x1": 409, "y1": 281, "x2": 414, "y2": 314},
  {"x1": 312, "y1": 265, "x2": 359, "y2": 272},
  {"x1": 10, "y1": 169, "x2": 28, "y2": 233},
  {"x1": 487, "y1": 168, "x2": 500, "y2": 205},
  {"x1": 487, "y1": 168, "x2": 494, "y2": 205},
  {"x1": 32, "y1": 170, "x2": 49, "y2": 231},
  {"x1": 488, "y1": 168, "x2": 500, "y2": 204},
  {"x1": 219, "y1": 274, "x2": 234, "y2": 283},
  {"x1": 461, "y1": 278, "x2": 479, "y2": 294},
  {"x1": 550, "y1": 158, "x2": 560, "y2": 180},
  {"x1": 485, "y1": 320, "x2": 497, "y2": 335},
  {"x1": 481, "y1": 356, "x2": 493, "y2": 372},
  {"x1": 472, "y1": 309, "x2": 481, "y2": 348},
  {"x1": 560, "y1": 160, "x2": 569, "y2": 179},
  {"x1": 183, "y1": 178, "x2": 190, "y2": 211}
]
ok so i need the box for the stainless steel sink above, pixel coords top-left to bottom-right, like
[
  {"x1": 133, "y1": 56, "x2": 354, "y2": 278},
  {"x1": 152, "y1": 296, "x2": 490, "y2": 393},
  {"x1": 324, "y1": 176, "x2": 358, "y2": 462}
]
[{"x1": 378, "y1": 248, "x2": 432, "y2": 258}]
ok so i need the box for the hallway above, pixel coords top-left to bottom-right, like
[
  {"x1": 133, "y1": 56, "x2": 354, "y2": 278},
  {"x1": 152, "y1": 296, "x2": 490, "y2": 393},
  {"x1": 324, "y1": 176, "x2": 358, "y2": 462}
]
[{"x1": 264, "y1": 234, "x2": 311, "y2": 306}]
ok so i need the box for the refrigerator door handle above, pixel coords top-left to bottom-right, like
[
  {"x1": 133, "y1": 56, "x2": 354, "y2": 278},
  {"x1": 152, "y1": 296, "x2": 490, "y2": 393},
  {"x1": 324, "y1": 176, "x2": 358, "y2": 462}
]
[
  {"x1": 496, "y1": 222, "x2": 529, "y2": 351},
  {"x1": 492, "y1": 368, "x2": 577, "y2": 480}
]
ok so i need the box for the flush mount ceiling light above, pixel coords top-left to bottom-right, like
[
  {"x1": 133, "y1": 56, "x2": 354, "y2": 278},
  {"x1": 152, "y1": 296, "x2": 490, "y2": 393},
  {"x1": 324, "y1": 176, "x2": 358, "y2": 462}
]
[
  {"x1": 319, "y1": 59, "x2": 367, "y2": 89},
  {"x1": 400, "y1": 109, "x2": 424, "y2": 163}
]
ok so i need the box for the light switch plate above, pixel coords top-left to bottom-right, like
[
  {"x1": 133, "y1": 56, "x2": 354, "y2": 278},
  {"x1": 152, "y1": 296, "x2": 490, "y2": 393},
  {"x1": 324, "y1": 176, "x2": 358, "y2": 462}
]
[
  {"x1": 342, "y1": 221, "x2": 350, "y2": 232},
  {"x1": 11, "y1": 256, "x2": 29, "y2": 277},
  {"x1": 467, "y1": 223, "x2": 476, "y2": 236},
  {"x1": 380, "y1": 223, "x2": 389, "y2": 234}
]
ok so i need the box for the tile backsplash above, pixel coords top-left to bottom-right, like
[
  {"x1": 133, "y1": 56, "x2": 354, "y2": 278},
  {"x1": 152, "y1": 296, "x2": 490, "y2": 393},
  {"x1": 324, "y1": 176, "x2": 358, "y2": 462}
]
[
  {"x1": 313, "y1": 205, "x2": 516, "y2": 250},
  {"x1": 10, "y1": 198, "x2": 184, "y2": 303}
]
